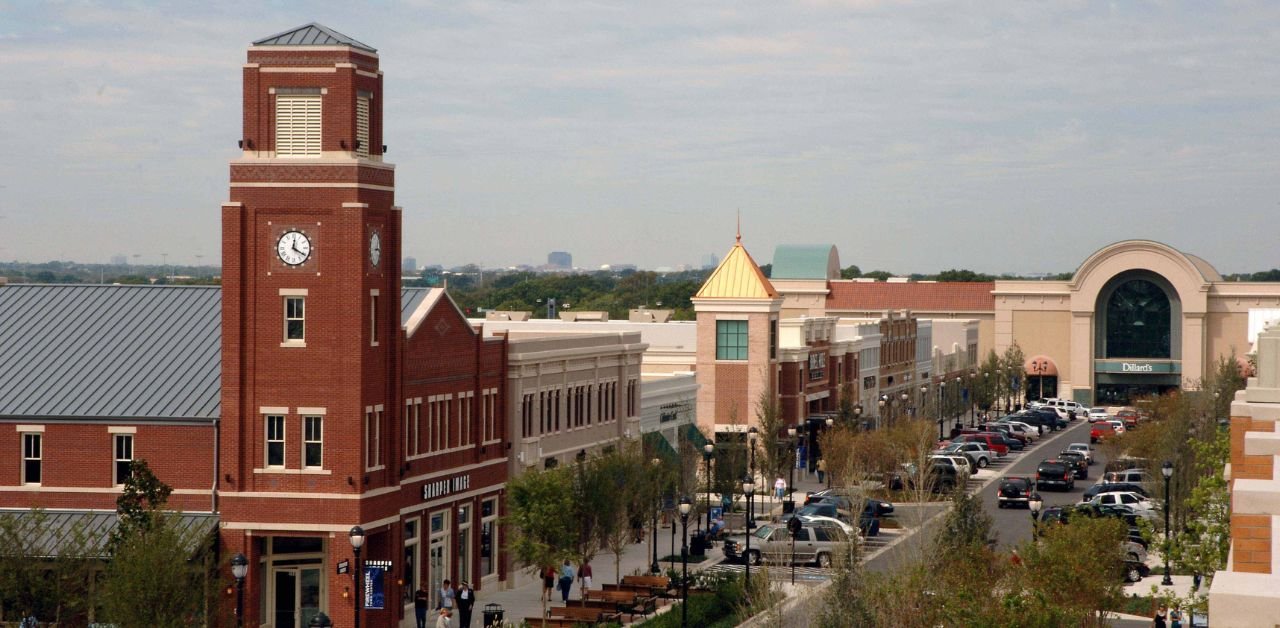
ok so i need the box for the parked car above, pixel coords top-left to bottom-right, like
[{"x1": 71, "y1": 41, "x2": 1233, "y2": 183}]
[
  {"x1": 1057, "y1": 450, "x2": 1089, "y2": 479},
  {"x1": 1086, "y1": 491, "x2": 1154, "y2": 513},
  {"x1": 1083, "y1": 481, "x2": 1151, "y2": 501},
  {"x1": 723, "y1": 520, "x2": 852, "y2": 567},
  {"x1": 999, "y1": 420, "x2": 1040, "y2": 442},
  {"x1": 1090, "y1": 422, "x2": 1117, "y2": 443},
  {"x1": 892, "y1": 462, "x2": 960, "y2": 493},
  {"x1": 1103, "y1": 469, "x2": 1151, "y2": 486},
  {"x1": 804, "y1": 490, "x2": 895, "y2": 517},
  {"x1": 1066, "y1": 442, "x2": 1094, "y2": 464},
  {"x1": 796, "y1": 514, "x2": 860, "y2": 539},
  {"x1": 958, "y1": 432, "x2": 1009, "y2": 456},
  {"x1": 1106, "y1": 419, "x2": 1128, "y2": 434},
  {"x1": 1123, "y1": 560, "x2": 1151, "y2": 583},
  {"x1": 1115, "y1": 409, "x2": 1140, "y2": 429},
  {"x1": 937, "y1": 442, "x2": 992, "y2": 469},
  {"x1": 983, "y1": 422, "x2": 1028, "y2": 446},
  {"x1": 931, "y1": 454, "x2": 974, "y2": 478},
  {"x1": 1036, "y1": 460, "x2": 1076, "y2": 491},
  {"x1": 1022, "y1": 408, "x2": 1068, "y2": 430},
  {"x1": 791, "y1": 502, "x2": 852, "y2": 524},
  {"x1": 998, "y1": 477, "x2": 1035, "y2": 508},
  {"x1": 1087, "y1": 407, "x2": 1109, "y2": 422}
]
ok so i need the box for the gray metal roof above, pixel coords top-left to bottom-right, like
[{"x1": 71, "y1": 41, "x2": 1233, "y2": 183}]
[
  {"x1": 0, "y1": 509, "x2": 218, "y2": 558},
  {"x1": 253, "y1": 23, "x2": 376, "y2": 53},
  {"x1": 0, "y1": 285, "x2": 222, "y2": 421},
  {"x1": 0, "y1": 284, "x2": 431, "y2": 422}
]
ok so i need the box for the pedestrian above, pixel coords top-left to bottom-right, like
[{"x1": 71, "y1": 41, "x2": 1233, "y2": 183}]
[
  {"x1": 580, "y1": 561, "x2": 593, "y2": 593},
  {"x1": 559, "y1": 559, "x2": 576, "y2": 603},
  {"x1": 414, "y1": 582, "x2": 431, "y2": 628},
  {"x1": 774, "y1": 476, "x2": 786, "y2": 500},
  {"x1": 435, "y1": 607, "x2": 450, "y2": 628},
  {"x1": 438, "y1": 578, "x2": 455, "y2": 616},
  {"x1": 456, "y1": 581, "x2": 475, "y2": 628},
  {"x1": 541, "y1": 565, "x2": 556, "y2": 604},
  {"x1": 816, "y1": 458, "x2": 827, "y2": 485},
  {"x1": 1153, "y1": 603, "x2": 1167, "y2": 628},
  {"x1": 1169, "y1": 604, "x2": 1182, "y2": 628}
]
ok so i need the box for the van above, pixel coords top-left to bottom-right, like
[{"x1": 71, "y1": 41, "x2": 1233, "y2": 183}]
[
  {"x1": 1104, "y1": 469, "x2": 1150, "y2": 486},
  {"x1": 725, "y1": 520, "x2": 852, "y2": 567}
]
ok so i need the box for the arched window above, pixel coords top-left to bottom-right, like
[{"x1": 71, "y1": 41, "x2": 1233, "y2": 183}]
[{"x1": 1104, "y1": 279, "x2": 1172, "y2": 358}]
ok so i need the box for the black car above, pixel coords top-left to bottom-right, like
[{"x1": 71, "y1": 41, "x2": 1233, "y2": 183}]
[
  {"x1": 1010, "y1": 411, "x2": 1057, "y2": 432},
  {"x1": 1035, "y1": 460, "x2": 1075, "y2": 491},
  {"x1": 1057, "y1": 451, "x2": 1089, "y2": 479},
  {"x1": 1082, "y1": 482, "x2": 1151, "y2": 501},
  {"x1": 997, "y1": 477, "x2": 1034, "y2": 508},
  {"x1": 804, "y1": 491, "x2": 895, "y2": 517},
  {"x1": 1123, "y1": 560, "x2": 1151, "y2": 583},
  {"x1": 1023, "y1": 408, "x2": 1067, "y2": 430}
]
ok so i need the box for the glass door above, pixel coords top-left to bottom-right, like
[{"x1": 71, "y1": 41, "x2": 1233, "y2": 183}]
[
  {"x1": 273, "y1": 570, "x2": 297, "y2": 628},
  {"x1": 298, "y1": 568, "x2": 321, "y2": 628},
  {"x1": 429, "y1": 510, "x2": 450, "y2": 608}
]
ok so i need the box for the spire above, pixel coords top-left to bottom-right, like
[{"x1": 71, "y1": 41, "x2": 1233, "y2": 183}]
[
  {"x1": 694, "y1": 235, "x2": 778, "y2": 299},
  {"x1": 736, "y1": 210, "x2": 742, "y2": 243}
]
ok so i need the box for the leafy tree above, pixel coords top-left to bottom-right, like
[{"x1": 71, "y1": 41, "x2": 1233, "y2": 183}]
[
  {"x1": 758, "y1": 263, "x2": 771, "y2": 278},
  {"x1": 839, "y1": 265, "x2": 862, "y2": 279},
  {"x1": 100, "y1": 514, "x2": 209, "y2": 627},
  {"x1": 934, "y1": 268, "x2": 996, "y2": 282},
  {"x1": 112, "y1": 459, "x2": 173, "y2": 547},
  {"x1": 1002, "y1": 341, "x2": 1027, "y2": 406},
  {"x1": 752, "y1": 389, "x2": 791, "y2": 495},
  {"x1": 504, "y1": 467, "x2": 578, "y2": 620},
  {"x1": 861, "y1": 270, "x2": 893, "y2": 281}
]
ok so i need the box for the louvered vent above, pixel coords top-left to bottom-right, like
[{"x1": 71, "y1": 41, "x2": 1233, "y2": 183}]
[
  {"x1": 275, "y1": 95, "x2": 321, "y2": 157},
  {"x1": 356, "y1": 96, "x2": 371, "y2": 158}
]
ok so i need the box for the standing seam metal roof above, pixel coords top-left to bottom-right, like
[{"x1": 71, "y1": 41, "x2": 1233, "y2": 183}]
[
  {"x1": 252, "y1": 23, "x2": 377, "y2": 53},
  {"x1": 0, "y1": 285, "x2": 430, "y2": 421}
]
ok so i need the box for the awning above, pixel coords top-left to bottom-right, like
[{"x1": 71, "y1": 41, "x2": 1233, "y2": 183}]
[
  {"x1": 681, "y1": 423, "x2": 711, "y2": 450},
  {"x1": 0, "y1": 509, "x2": 219, "y2": 559},
  {"x1": 643, "y1": 431, "x2": 678, "y2": 464}
]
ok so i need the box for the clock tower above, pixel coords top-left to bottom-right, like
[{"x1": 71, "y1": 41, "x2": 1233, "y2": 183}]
[{"x1": 219, "y1": 23, "x2": 402, "y2": 627}]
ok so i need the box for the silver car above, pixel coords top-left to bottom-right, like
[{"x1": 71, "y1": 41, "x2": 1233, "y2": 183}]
[{"x1": 729, "y1": 521, "x2": 852, "y2": 568}]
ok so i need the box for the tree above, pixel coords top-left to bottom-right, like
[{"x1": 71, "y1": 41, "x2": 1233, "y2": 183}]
[
  {"x1": 839, "y1": 265, "x2": 862, "y2": 279},
  {"x1": 752, "y1": 389, "x2": 790, "y2": 494},
  {"x1": 934, "y1": 268, "x2": 995, "y2": 282},
  {"x1": 112, "y1": 459, "x2": 173, "y2": 547},
  {"x1": 595, "y1": 446, "x2": 649, "y2": 582},
  {"x1": 1001, "y1": 341, "x2": 1027, "y2": 407},
  {"x1": 504, "y1": 467, "x2": 578, "y2": 621}
]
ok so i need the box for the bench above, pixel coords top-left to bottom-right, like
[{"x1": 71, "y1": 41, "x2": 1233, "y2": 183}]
[
  {"x1": 621, "y1": 574, "x2": 679, "y2": 599},
  {"x1": 585, "y1": 588, "x2": 658, "y2": 620},
  {"x1": 548, "y1": 605, "x2": 620, "y2": 625},
  {"x1": 522, "y1": 617, "x2": 585, "y2": 628}
]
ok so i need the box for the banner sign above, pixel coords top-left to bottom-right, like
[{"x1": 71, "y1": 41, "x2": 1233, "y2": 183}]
[
  {"x1": 363, "y1": 560, "x2": 392, "y2": 610},
  {"x1": 1094, "y1": 360, "x2": 1181, "y2": 374}
]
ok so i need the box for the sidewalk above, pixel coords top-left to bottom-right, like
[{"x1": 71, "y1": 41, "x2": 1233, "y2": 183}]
[{"x1": 473, "y1": 524, "x2": 724, "y2": 627}]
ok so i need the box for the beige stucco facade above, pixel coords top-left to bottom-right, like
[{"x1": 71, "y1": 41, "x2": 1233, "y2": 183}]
[{"x1": 994, "y1": 240, "x2": 1280, "y2": 404}]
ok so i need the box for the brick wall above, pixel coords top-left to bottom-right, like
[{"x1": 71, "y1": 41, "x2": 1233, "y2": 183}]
[{"x1": 1229, "y1": 415, "x2": 1276, "y2": 574}]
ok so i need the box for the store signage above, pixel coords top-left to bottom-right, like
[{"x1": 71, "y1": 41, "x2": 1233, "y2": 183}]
[
  {"x1": 1094, "y1": 360, "x2": 1180, "y2": 374},
  {"x1": 422, "y1": 474, "x2": 471, "y2": 501},
  {"x1": 336, "y1": 559, "x2": 349, "y2": 575},
  {"x1": 363, "y1": 559, "x2": 392, "y2": 610}
]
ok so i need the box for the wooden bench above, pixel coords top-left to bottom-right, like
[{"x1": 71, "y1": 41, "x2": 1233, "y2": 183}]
[
  {"x1": 548, "y1": 605, "x2": 620, "y2": 625},
  {"x1": 621, "y1": 574, "x2": 679, "y2": 599},
  {"x1": 585, "y1": 588, "x2": 658, "y2": 620},
  {"x1": 522, "y1": 617, "x2": 585, "y2": 628}
]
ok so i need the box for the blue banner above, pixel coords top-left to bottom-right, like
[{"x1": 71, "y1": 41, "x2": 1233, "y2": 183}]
[{"x1": 363, "y1": 560, "x2": 391, "y2": 610}]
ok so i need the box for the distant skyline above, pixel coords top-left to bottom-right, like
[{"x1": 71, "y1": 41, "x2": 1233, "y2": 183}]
[{"x1": 2, "y1": 2, "x2": 1278, "y2": 274}]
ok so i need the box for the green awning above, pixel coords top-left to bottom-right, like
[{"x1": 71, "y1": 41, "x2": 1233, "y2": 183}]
[
  {"x1": 681, "y1": 424, "x2": 711, "y2": 450},
  {"x1": 643, "y1": 431, "x2": 678, "y2": 463}
]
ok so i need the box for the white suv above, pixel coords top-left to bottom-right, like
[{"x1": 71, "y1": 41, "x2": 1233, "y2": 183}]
[
  {"x1": 1088, "y1": 407, "x2": 1109, "y2": 422},
  {"x1": 1087, "y1": 491, "x2": 1154, "y2": 513}
]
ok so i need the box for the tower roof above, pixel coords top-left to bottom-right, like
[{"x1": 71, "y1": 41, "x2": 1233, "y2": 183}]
[
  {"x1": 695, "y1": 241, "x2": 778, "y2": 299},
  {"x1": 772, "y1": 244, "x2": 841, "y2": 280},
  {"x1": 253, "y1": 23, "x2": 376, "y2": 53}
]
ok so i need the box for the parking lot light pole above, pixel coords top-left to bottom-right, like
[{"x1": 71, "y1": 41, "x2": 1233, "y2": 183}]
[
  {"x1": 747, "y1": 427, "x2": 758, "y2": 522},
  {"x1": 1162, "y1": 460, "x2": 1175, "y2": 586},
  {"x1": 1029, "y1": 493, "x2": 1043, "y2": 537},
  {"x1": 651, "y1": 457, "x2": 661, "y2": 574},
  {"x1": 678, "y1": 496, "x2": 692, "y2": 628},
  {"x1": 786, "y1": 426, "x2": 798, "y2": 513},
  {"x1": 877, "y1": 396, "x2": 887, "y2": 429}
]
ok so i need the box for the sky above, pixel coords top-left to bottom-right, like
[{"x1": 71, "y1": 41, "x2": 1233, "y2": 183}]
[{"x1": 1, "y1": 1, "x2": 1278, "y2": 274}]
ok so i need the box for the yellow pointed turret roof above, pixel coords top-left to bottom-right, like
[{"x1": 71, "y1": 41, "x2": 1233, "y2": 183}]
[{"x1": 695, "y1": 237, "x2": 779, "y2": 299}]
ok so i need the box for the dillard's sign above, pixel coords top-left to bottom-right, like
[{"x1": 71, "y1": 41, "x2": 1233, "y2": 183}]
[
  {"x1": 1094, "y1": 360, "x2": 1180, "y2": 375},
  {"x1": 422, "y1": 474, "x2": 471, "y2": 501},
  {"x1": 1122, "y1": 362, "x2": 1154, "y2": 372}
]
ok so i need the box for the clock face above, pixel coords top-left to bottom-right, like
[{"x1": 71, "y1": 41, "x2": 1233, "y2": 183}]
[
  {"x1": 369, "y1": 231, "x2": 382, "y2": 267},
  {"x1": 276, "y1": 230, "x2": 312, "y2": 266}
]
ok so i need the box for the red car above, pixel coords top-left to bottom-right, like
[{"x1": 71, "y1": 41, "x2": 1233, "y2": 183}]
[
  {"x1": 959, "y1": 432, "x2": 1009, "y2": 456},
  {"x1": 1090, "y1": 422, "x2": 1117, "y2": 443},
  {"x1": 1115, "y1": 410, "x2": 1139, "y2": 429}
]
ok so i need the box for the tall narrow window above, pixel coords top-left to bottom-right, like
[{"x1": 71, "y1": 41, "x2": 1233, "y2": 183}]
[
  {"x1": 275, "y1": 92, "x2": 321, "y2": 157},
  {"x1": 366, "y1": 407, "x2": 383, "y2": 469},
  {"x1": 355, "y1": 93, "x2": 371, "y2": 158},
  {"x1": 304, "y1": 416, "x2": 323, "y2": 468},
  {"x1": 21, "y1": 433, "x2": 41, "y2": 484},
  {"x1": 285, "y1": 297, "x2": 305, "y2": 341},
  {"x1": 266, "y1": 415, "x2": 285, "y2": 468},
  {"x1": 370, "y1": 293, "x2": 379, "y2": 346},
  {"x1": 113, "y1": 434, "x2": 134, "y2": 485},
  {"x1": 716, "y1": 320, "x2": 748, "y2": 360}
]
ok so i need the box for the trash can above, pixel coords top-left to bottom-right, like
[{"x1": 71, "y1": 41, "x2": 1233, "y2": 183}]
[
  {"x1": 781, "y1": 500, "x2": 795, "y2": 514},
  {"x1": 690, "y1": 531, "x2": 707, "y2": 556},
  {"x1": 482, "y1": 602, "x2": 504, "y2": 627}
]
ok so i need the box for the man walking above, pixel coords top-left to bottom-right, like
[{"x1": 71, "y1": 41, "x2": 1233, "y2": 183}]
[
  {"x1": 456, "y1": 581, "x2": 475, "y2": 628},
  {"x1": 559, "y1": 559, "x2": 576, "y2": 603},
  {"x1": 414, "y1": 582, "x2": 431, "y2": 628}
]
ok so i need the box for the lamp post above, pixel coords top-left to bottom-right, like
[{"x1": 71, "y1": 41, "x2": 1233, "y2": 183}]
[
  {"x1": 349, "y1": 526, "x2": 365, "y2": 628},
  {"x1": 741, "y1": 475, "x2": 756, "y2": 591},
  {"x1": 953, "y1": 376, "x2": 963, "y2": 432},
  {"x1": 1031, "y1": 359, "x2": 1048, "y2": 400},
  {"x1": 936, "y1": 382, "x2": 945, "y2": 440},
  {"x1": 1162, "y1": 460, "x2": 1175, "y2": 586},
  {"x1": 900, "y1": 391, "x2": 909, "y2": 421},
  {"x1": 651, "y1": 457, "x2": 661, "y2": 574},
  {"x1": 969, "y1": 371, "x2": 976, "y2": 426},
  {"x1": 877, "y1": 396, "x2": 886, "y2": 429},
  {"x1": 747, "y1": 426, "x2": 758, "y2": 524},
  {"x1": 1029, "y1": 493, "x2": 1043, "y2": 537},
  {"x1": 824, "y1": 417, "x2": 834, "y2": 489},
  {"x1": 702, "y1": 444, "x2": 714, "y2": 533},
  {"x1": 786, "y1": 426, "x2": 798, "y2": 513},
  {"x1": 853, "y1": 404, "x2": 863, "y2": 432},
  {"x1": 308, "y1": 612, "x2": 333, "y2": 627},
  {"x1": 231, "y1": 552, "x2": 248, "y2": 628},
  {"x1": 678, "y1": 496, "x2": 692, "y2": 628}
]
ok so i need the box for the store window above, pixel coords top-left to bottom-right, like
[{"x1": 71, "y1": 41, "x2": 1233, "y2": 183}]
[
  {"x1": 1105, "y1": 279, "x2": 1173, "y2": 359},
  {"x1": 716, "y1": 320, "x2": 748, "y2": 360}
]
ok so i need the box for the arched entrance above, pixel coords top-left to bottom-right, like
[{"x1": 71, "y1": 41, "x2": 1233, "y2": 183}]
[
  {"x1": 1093, "y1": 271, "x2": 1183, "y2": 404},
  {"x1": 1024, "y1": 356, "x2": 1058, "y2": 401}
]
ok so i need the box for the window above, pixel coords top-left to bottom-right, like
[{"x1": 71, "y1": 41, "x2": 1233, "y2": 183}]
[
  {"x1": 716, "y1": 320, "x2": 748, "y2": 360},
  {"x1": 114, "y1": 434, "x2": 133, "y2": 485},
  {"x1": 480, "y1": 498, "x2": 498, "y2": 577},
  {"x1": 265, "y1": 415, "x2": 285, "y2": 467},
  {"x1": 275, "y1": 92, "x2": 321, "y2": 157},
  {"x1": 285, "y1": 296, "x2": 305, "y2": 341},
  {"x1": 770, "y1": 319, "x2": 778, "y2": 360},
  {"x1": 21, "y1": 433, "x2": 41, "y2": 484},
  {"x1": 366, "y1": 406, "x2": 383, "y2": 469},
  {"x1": 355, "y1": 94, "x2": 371, "y2": 158},
  {"x1": 304, "y1": 416, "x2": 323, "y2": 468},
  {"x1": 370, "y1": 292, "x2": 379, "y2": 346}
]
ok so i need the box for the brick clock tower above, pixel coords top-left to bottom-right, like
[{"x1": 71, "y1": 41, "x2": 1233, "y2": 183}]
[{"x1": 220, "y1": 24, "x2": 401, "y2": 628}]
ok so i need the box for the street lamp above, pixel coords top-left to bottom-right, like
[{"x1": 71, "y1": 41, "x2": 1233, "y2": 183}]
[
  {"x1": 231, "y1": 553, "x2": 248, "y2": 628},
  {"x1": 746, "y1": 427, "x2": 758, "y2": 524},
  {"x1": 678, "y1": 496, "x2": 692, "y2": 628},
  {"x1": 1162, "y1": 460, "x2": 1175, "y2": 586},
  {"x1": 1029, "y1": 493, "x2": 1043, "y2": 536},
  {"x1": 702, "y1": 443, "x2": 715, "y2": 533},
  {"x1": 349, "y1": 526, "x2": 365, "y2": 628},
  {"x1": 741, "y1": 475, "x2": 756, "y2": 590},
  {"x1": 786, "y1": 426, "x2": 798, "y2": 513},
  {"x1": 308, "y1": 612, "x2": 333, "y2": 627},
  {"x1": 651, "y1": 457, "x2": 662, "y2": 574},
  {"x1": 968, "y1": 371, "x2": 976, "y2": 426},
  {"x1": 877, "y1": 396, "x2": 887, "y2": 428},
  {"x1": 937, "y1": 382, "x2": 946, "y2": 440},
  {"x1": 854, "y1": 404, "x2": 863, "y2": 431}
]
